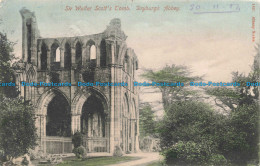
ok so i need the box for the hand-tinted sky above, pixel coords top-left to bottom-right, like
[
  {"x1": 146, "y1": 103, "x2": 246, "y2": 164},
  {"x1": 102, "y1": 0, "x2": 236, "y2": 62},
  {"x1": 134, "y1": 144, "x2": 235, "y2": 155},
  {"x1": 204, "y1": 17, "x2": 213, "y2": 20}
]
[{"x1": 0, "y1": 0, "x2": 259, "y2": 82}]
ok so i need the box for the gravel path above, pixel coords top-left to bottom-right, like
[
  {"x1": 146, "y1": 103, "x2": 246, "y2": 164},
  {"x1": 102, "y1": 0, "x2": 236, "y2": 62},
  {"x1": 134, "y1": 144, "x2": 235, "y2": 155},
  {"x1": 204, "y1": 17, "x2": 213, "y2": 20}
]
[{"x1": 108, "y1": 152, "x2": 162, "y2": 166}]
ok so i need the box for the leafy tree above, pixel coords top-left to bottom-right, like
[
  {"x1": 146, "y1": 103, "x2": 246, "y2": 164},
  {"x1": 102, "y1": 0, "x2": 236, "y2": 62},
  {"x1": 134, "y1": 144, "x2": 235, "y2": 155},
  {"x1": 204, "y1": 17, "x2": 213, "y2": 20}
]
[
  {"x1": 0, "y1": 32, "x2": 37, "y2": 161},
  {"x1": 141, "y1": 65, "x2": 201, "y2": 109},
  {"x1": 159, "y1": 101, "x2": 223, "y2": 150},
  {"x1": 139, "y1": 103, "x2": 157, "y2": 137},
  {"x1": 220, "y1": 103, "x2": 258, "y2": 164},
  {"x1": 205, "y1": 45, "x2": 260, "y2": 109},
  {"x1": 0, "y1": 32, "x2": 19, "y2": 98},
  {"x1": 0, "y1": 97, "x2": 37, "y2": 159},
  {"x1": 159, "y1": 101, "x2": 227, "y2": 165},
  {"x1": 204, "y1": 45, "x2": 260, "y2": 163}
]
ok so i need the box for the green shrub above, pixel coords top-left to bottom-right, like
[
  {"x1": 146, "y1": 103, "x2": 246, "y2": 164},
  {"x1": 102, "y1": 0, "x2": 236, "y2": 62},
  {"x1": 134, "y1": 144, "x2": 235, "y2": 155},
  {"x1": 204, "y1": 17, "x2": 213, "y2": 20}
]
[
  {"x1": 209, "y1": 154, "x2": 227, "y2": 165},
  {"x1": 72, "y1": 131, "x2": 83, "y2": 148},
  {"x1": 72, "y1": 146, "x2": 87, "y2": 159},
  {"x1": 162, "y1": 141, "x2": 227, "y2": 166},
  {"x1": 21, "y1": 156, "x2": 29, "y2": 166}
]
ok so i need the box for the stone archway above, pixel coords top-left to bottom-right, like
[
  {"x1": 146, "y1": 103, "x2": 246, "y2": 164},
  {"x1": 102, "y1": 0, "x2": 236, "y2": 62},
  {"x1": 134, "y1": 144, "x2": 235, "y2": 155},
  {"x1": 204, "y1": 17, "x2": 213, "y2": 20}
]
[
  {"x1": 46, "y1": 92, "x2": 71, "y2": 137},
  {"x1": 81, "y1": 95, "x2": 106, "y2": 138},
  {"x1": 71, "y1": 88, "x2": 109, "y2": 152},
  {"x1": 36, "y1": 89, "x2": 72, "y2": 154}
]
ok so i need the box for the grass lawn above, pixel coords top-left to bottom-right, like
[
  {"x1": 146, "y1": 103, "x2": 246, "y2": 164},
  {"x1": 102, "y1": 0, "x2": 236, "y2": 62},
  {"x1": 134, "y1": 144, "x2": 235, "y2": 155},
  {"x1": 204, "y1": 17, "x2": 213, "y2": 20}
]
[
  {"x1": 146, "y1": 161, "x2": 164, "y2": 166},
  {"x1": 56, "y1": 156, "x2": 140, "y2": 166}
]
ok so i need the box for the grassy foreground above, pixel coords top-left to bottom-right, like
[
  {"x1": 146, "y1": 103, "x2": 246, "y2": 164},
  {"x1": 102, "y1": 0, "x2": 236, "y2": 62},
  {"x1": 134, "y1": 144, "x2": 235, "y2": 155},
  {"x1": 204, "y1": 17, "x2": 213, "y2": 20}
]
[
  {"x1": 146, "y1": 161, "x2": 164, "y2": 166},
  {"x1": 57, "y1": 156, "x2": 140, "y2": 166}
]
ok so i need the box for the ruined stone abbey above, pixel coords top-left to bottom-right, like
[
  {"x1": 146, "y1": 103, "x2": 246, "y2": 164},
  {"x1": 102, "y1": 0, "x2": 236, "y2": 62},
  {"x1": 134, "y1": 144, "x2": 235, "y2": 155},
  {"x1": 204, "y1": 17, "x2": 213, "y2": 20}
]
[{"x1": 14, "y1": 8, "x2": 139, "y2": 155}]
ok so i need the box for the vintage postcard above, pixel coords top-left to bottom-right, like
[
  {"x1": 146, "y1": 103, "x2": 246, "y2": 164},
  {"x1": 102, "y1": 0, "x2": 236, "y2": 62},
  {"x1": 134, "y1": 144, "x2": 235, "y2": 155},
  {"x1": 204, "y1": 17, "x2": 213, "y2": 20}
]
[{"x1": 0, "y1": 0, "x2": 259, "y2": 165}]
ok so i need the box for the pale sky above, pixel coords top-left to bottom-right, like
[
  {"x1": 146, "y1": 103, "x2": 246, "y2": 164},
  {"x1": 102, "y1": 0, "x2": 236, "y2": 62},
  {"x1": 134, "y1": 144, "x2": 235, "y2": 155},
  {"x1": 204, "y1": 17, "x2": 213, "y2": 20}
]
[
  {"x1": 0, "y1": 0, "x2": 259, "y2": 115},
  {"x1": 0, "y1": 0, "x2": 258, "y2": 82}
]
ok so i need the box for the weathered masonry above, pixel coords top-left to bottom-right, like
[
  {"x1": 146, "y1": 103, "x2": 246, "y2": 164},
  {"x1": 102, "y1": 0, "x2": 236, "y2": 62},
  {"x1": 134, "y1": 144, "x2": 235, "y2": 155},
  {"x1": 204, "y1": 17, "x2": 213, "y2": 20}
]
[{"x1": 14, "y1": 8, "x2": 139, "y2": 155}]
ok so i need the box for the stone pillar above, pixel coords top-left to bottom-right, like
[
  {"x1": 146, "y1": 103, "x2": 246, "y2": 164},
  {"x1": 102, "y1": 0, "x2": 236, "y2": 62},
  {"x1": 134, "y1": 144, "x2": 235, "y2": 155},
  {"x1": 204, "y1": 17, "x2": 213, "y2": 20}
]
[
  {"x1": 131, "y1": 120, "x2": 136, "y2": 152},
  {"x1": 71, "y1": 47, "x2": 76, "y2": 68},
  {"x1": 47, "y1": 49, "x2": 51, "y2": 70},
  {"x1": 31, "y1": 22, "x2": 37, "y2": 66},
  {"x1": 77, "y1": 115, "x2": 80, "y2": 131},
  {"x1": 82, "y1": 46, "x2": 87, "y2": 67},
  {"x1": 96, "y1": 44, "x2": 100, "y2": 67},
  {"x1": 37, "y1": 51, "x2": 41, "y2": 70},
  {"x1": 60, "y1": 47, "x2": 64, "y2": 69},
  {"x1": 71, "y1": 115, "x2": 81, "y2": 134},
  {"x1": 71, "y1": 115, "x2": 75, "y2": 134},
  {"x1": 135, "y1": 96, "x2": 140, "y2": 151},
  {"x1": 42, "y1": 115, "x2": 47, "y2": 153},
  {"x1": 110, "y1": 42, "x2": 115, "y2": 155},
  {"x1": 114, "y1": 43, "x2": 121, "y2": 147},
  {"x1": 86, "y1": 45, "x2": 90, "y2": 63},
  {"x1": 21, "y1": 19, "x2": 28, "y2": 62}
]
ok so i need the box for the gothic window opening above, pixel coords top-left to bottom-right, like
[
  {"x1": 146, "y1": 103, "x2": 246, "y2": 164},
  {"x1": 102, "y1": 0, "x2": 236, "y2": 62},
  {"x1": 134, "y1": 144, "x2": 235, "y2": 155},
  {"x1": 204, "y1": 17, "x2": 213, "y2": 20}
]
[
  {"x1": 46, "y1": 92, "x2": 71, "y2": 137},
  {"x1": 90, "y1": 45, "x2": 96, "y2": 60},
  {"x1": 51, "y1": 43, "x2": 60, "y2": 70},
  {"x1": 90, "y1": 45, "x2": 96, "y2": 68},
  {"x1": 55, "y1": 48, "x2": 60, "y2": 62},
  {"x1": 123, "y1": 55, "x2": 128, "y2": 73},
  {"x1": 76, "y1": 42, "x2": 82, "y2": 69},
  {"x1": 100, "y1": 39, "x2": 107, "y2": 67},
  {"x1": 65, "y1": 43, "x2": 71, "y2": 69},
  {"x1": 81, "y1": 96, "x2": 106, "y2": 138},
  {"x1": 41, "y1": 43, "x2": 47, "y2": 70}
]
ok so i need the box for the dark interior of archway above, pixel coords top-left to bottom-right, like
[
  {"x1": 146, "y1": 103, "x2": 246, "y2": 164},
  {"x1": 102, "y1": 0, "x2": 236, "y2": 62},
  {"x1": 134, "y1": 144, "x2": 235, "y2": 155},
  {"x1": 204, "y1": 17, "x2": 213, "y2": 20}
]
[
  {"x1": 81, "y1": 96, "x2": 105, "y2": 137},
  {"x1": 76, "y1": 42, "x2": 82, "y2": 69},
  {"x1": 41, "y1": 43, "x2": 47, "y2": 70},
  {"x1": 64, "y1": 43, "x2": 71, "y2": 69},
  {"x1": 100, "y1": 39, "x2": 107, "y2": 67},
  {"x1": 46, "y1": 93, "x2": 71, "y2": 137}
]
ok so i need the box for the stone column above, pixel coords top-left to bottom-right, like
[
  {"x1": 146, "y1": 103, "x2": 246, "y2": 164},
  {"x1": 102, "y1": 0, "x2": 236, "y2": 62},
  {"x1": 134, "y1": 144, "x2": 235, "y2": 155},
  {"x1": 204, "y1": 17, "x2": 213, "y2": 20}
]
[
  {"x1": 42, "y1": 115, "x2": 47, "y2": 153},
  {"x1": 31, "y1": 26, "x2": 37, "y2": 66},
  {"x1": 114, "y1": 43, "x2": 121, "y2": 148},
  {"x1": 47, "y1": 49, "x2": 51, "y2": 70},
  {"x1": 82, "y1": 46, "x2": 87, "y2": 67},
  {"x1": 37, "y1": 51, "x2": 41, "y2": 70},
  {"x1": 86, "y1": 46, "x2": 90, "y2": 63},
  {"x1": 110, "y1": 42, "x2": 115, "y2": 155},
  {"x1": 71, "y1": 47, "x2": 76, "y2": 67},
  {"x1": 21, "y1": 19, "x2": 27, "y2": 62},
  {"x1": 71, "y1": 115, "x2": 81, "y2": 134},
  {"x1": 60, "y1": 47, "x2": 64, "y2": 69},
  {"x1": 71, "y1": 115, "x2": 75, "y2": 134},
  {"x1": 135, "y1": 96, "x2": 140, "y2": 151},
  {"x1": 96, "y1": 44, "x2": 100, "y2": 67}
]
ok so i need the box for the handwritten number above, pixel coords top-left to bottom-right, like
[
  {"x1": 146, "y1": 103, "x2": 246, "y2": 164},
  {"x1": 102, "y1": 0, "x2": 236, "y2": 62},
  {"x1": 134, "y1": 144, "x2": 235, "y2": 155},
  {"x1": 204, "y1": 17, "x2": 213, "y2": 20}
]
[
  {"x1": 190, "y1": 4, "x2": 200, "y2": 11},
  {"x1": 190, "y1": 4, "x2": 194, "y2": 11},
  {"x1": 230, "y1": 4, "x2": 240, "y2": 11},
  {"x1": 236, "y1": 5, "x2": 240, "y2": 11}
]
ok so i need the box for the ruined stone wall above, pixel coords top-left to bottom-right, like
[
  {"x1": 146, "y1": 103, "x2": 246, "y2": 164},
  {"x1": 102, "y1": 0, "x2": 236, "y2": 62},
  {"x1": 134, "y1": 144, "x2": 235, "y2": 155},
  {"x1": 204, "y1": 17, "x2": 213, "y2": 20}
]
[{"x1": 14, "y1": 8, "x2": 139, "y2": 154}]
